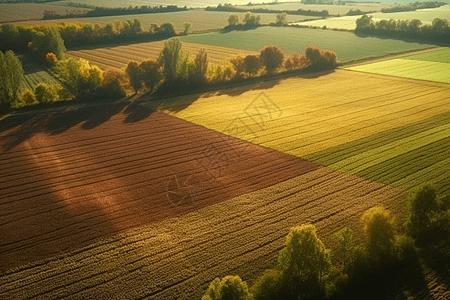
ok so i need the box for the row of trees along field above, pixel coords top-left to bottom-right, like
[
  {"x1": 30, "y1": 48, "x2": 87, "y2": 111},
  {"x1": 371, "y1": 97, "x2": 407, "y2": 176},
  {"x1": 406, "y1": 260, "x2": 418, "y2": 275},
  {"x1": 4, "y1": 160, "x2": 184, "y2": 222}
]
[
  {"x1": 381, "y1": 1, "x2": 447, "y2": 13},
  {"x1": 0, "y1": 37, "x2": 337, "y2": 111},
  {"x1": 193, "y1": 184, "x2": 450, "y2": 300},
  {"x1": 355, "y1": 15, "x2": 450, "y2": 43},
  {"x1": 43, "y1": 5, "x2": 188, "y2": 20},
  {"x1": 206, "y1": 3, "x2": 330, "y2": 17},
  {"x1": 0, "y1": 20, "x2": 178, "y2": 52}
]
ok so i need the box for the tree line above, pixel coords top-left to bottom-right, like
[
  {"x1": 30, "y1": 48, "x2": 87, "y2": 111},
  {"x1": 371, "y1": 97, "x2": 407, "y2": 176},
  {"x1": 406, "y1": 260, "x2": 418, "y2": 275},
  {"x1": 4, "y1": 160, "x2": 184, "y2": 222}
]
[
  {"x1": 0, "y1": 38, "x2": 338, "y2": 111},
  {"x1": 192, "y1": 184, "x2": 450, "y2": 300},
  {"x1": 0, "y1": 20, "x2": 179, "y2": 53},
  {"x1": 43, "y1": 5, "x2": 189, "y2": 20},
  {"x1": 206, "y1": 3, "x2": 329, "y2": 17},
  {"x1": 355, "y1": 15, "x2": 450, "y2": 44},
  {"x1": 381, "y1": 1, "x2": 447, "y2": 13}
]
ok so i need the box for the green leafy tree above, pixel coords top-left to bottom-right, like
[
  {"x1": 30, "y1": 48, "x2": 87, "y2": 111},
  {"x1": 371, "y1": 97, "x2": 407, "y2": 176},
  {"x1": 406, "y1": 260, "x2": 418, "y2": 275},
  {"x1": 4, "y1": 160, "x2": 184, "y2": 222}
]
[
  {"x1": 158, "y1": 38, "x2": 183, "y2": 81},
  {"x1": 243, "y1": 55, "x2": 261, "y2": 76},
  {"x1": 125, "y1": 61, "x2": 142, "y2": 93},
  {"x1": 251, "y1": 269, "x2": 282, "y2": 300},
  {"x1": 355, "y1": 14, "x2": 375, "y2": 30},
  {"x1": 202, "y1": 276, "x2": 252, "y2": 300},
  {"x1": 193, "y1": 48, "x2": 209, "y2": 83},
  {"x1": 183, "y1": 22, "x2": 192, "y2": 34},
  {"x1": 0, "y1": 50, "x2": 24, "y2": 104},
  {"x1": 30, "y1": 27, "x2": 66, "y2": 60},
  {"x1": 277, "y1": 224, "x2": 331, "y2": 299},
  {"x1": 228, "y1": 14, "x2": 239, "y2": 26},
  {"x1": 102, "y1": 68, "x2": 128, "y2": 98},
  {"x1": 405, "y1": 184, "x2": 450, "y2": 243},
  {"x1": 333, "y1": 227, "x2": 355, "y2": 271},
  {"x1": 275, "y1": 12, "x2": 287, "y2": 26},
  {"x1": 20, "y1": 89, "x2": 36, "y2": 105},
  {"x1": 139, "y1": 59, "x2": 162, "y2": 92},
  {"x1": 57, "y1": 58, "x2": 103, "y2": 99},
  {"x1": 243, "y1": 12, "x2": 261, "y2": 27},
  {"x1": 34, "y1": 82, "x2": 58, "y2": 104},
  {"x1": 361, "y1": 206, "x2": 396, "y2": 261},
  {"x1": 259, "y1": 46, "x2": 284, "y2": 74}
]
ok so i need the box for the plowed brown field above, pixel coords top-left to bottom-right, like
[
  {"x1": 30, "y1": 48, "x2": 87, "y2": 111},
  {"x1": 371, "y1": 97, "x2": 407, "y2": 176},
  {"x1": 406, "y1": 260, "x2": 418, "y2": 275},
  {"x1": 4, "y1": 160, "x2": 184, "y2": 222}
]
[
  {"x1": 0, "y1": 107, "x2": 316, "y2": 271},
  {"x1": 66, "y1": 41, "x2": 258, "y2": 70},
  {"x1": 0, "y1": 163, "x2": 405, "y2": 299}
]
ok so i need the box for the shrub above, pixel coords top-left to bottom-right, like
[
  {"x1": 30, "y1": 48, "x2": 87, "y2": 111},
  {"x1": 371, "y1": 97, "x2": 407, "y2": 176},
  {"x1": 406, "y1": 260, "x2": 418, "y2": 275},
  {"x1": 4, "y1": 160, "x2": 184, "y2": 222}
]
[
  {"x1": 45, "y1": 52, "x2": 58, "y2": 65},
  {"x1": 305, "y1": 46, "x2": 337, "y2": 69},
  {"x1": 361, "y1": 206, "x2": 396, "y2": 262},
  {"x1": 34, "y1": 82, "x2": 58, "y2": 104},
  {"x1": 405, "y1": 184, "x2": 450, "y2": 244},
  {"x1": 284, "y1": 58, "x2": 294, "y2": 70},
  {"x1": 202, "y1": 275, "x2": 252, "y2": 300},
  {"x1": 139, "y1": 59, "x2": 161, "y2": 92},
  {"x1": 183, "y1": 23, "x2": 191, "y2": 34},
  {"x1": 260, "y1": 46, "x2": 284, "y2": 74},
  {"x1": 20, "y1": 89, "x2": 36, "y2": 105},
  {"x1": 277, "y1": 224, "x2": 331, "y2": 299},
  {"x1": 125, "y1": 61, "x2": 142, "y2": 93},
  {"x1": 243, "y1": 55, "x2": 261, "y2": 77},
  {"x1": 102, "y1": 68, "x2": 128, "y2": 98}
]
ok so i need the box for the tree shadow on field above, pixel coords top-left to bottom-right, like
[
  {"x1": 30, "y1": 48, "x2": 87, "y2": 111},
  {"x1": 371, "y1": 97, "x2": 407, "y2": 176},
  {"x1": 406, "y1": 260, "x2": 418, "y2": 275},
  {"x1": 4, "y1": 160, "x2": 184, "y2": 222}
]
[
  {"x1": 0, "y1": 97, "x2": 132, "y2": 153},
  {"x1": 418, "y1": 243, "x2": 450, "y2": 293}
]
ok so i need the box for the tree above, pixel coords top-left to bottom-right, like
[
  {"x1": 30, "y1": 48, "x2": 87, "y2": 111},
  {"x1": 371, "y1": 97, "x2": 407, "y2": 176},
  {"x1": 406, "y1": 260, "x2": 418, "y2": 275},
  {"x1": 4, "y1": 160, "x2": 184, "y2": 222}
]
[
  {"x1": 405, "y1": 184, "x2": 450, "y2": 244},
  {"x1": 139, "y1": 59, "x2": 161, "y2": 92},
  {"x1": 228, "y1": 14, "x2": 239, "y2": 26},
  {"x1": 20, "y1": 89, "x2": 36, "y2": 105},
  {"x1": 0, "y1": 50, "x2": 24, "y2": 104},
  {"x1": 361, "y1": 206, "x2": 396, "y2": 261},
  {"x1": 277, "y1": 224, "x2": 331, "y2": 299},
  {"x1": 251, "y1": 269, "x2": 282, "y2": 300},
  {"x1": 102, "y1": 68, "x2": 128, "y2": 98},
  {"x1": 30, "y1": 27, "x2": 66, "y2": 60},
  {"x1": 305, "y1": 46, "x2": 322, "y2": 66},
  {"x1": 260, "y1": 46, "x2": 284, "y2": 74},
  {"x1": 355, "y1": 14, "x2": 375, "y2": 31},
  {"x1": 243, "y1": 55, "x2": 261, "y2": 76},
  {"x1": 322, "y1": 50, "x2": 337, "y2": 67},
  {"x1": 57, "y1": 58, "x2": 103, "y2": 99},
  {"x1": 159, "y1": 23, "x2": 176, "y2": 36},
  {"x1": 183, "y1": 22, "x2": 192, "y2": 34},
  {"x1": 333, "y1": 227, "x2": 355, "y2": 271},
  {"x1": 432, "y1": 18, "x2": 449, "y2": 31},
  {"x1": 243, "y1": 12, "x2": 261, "y2": 27},
  {"x1": 45, "y1": 52, "x2": 58, "y2": 65},
  {"x1": 34, "y1": 82, "x2": 58, "y2": 104},
  {"x1": 193, "y1": 48, "x2": 209, "y2": 83},
  {"x1": 125, "y1": 61, "x2": 142, "y2": 93},
  {"x1": 158, "y1": 38, "x2": 183, "y2": 81},
  {"x1": 230, "y1": 56, "x2": 245, "y2": 78},
  {"x1": 275, "y1": 12, "x2": 287, "y2": 26},
  {"x1": 202, "y1": 276, "x2": 252, "y2": 300}
]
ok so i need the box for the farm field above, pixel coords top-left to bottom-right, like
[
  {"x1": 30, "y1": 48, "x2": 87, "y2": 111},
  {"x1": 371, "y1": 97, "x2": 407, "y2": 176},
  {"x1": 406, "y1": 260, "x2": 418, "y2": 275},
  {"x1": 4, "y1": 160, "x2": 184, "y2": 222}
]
[
  {"x1": 0, "y1": 108, "x2": 315, "y2": 271},
  {"x1": 0, "y1": 3, "x2": 91, "y2": 23},
  {"x1": 18, "y1": 54, "x2": 63, "y2": 92},
  {"x1": 236, "y1": 2, "x2": 392, "y2": 15},
  {"x1": 66, "y1": 41, "x2": 258, "y2": 70},
  {"x1": 55, "y1": 0, "x2": 241, "y2": 9},
  {"x1": 292, "y1": 5, "x2": 450, "y2": 30},
  {"x1": 14, "y1": 10, "x2": 307, "y2": 34},
  {"x1": 346, "y1": 48, "x2": 450, "y2": 84},
  {"x1": 148, "y1": 69, "x2": 450, "y2": 197},
  {"x1": 180, "y1": 27, "x2": 435, "y2": 62},
  {"x1": 0, "y1": 161, "x2": 405, "y2": 299}
]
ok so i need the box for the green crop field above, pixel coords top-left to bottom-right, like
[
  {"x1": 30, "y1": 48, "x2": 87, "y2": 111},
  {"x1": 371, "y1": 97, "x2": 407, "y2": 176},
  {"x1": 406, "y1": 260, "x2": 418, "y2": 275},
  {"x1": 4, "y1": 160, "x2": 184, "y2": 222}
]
[
  {"x1": 292, "y1": 5, "x2": 450, "y2": 30},
  {"x1": 180, "y1": 27, "x2": 434, "y2": 62},
  {"x1": 346, "y1": 48, "x2": 450, "y2": 83},
  {"x1": 18, "y1": 55, "x2": 63, "y2": 92},
  {"x1": 17, "y1": 10, "x2": 308, "y2": 34}
]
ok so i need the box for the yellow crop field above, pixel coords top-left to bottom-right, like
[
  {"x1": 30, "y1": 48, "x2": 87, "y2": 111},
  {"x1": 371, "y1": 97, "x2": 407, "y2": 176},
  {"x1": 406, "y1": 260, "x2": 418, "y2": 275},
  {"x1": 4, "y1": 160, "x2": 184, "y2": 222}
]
[
  {"x1": 14, "y1": 10, "x2": 307, "y2": 34},
  {"x1": 150, "y1": 70, "x2": 450, "y2": 158},
  {"x1": 0, "y1": 167, "x2": 404, "y2": 299},
  {"x1": 66, "y1": 41, "x2": 258, "y2": 70}
]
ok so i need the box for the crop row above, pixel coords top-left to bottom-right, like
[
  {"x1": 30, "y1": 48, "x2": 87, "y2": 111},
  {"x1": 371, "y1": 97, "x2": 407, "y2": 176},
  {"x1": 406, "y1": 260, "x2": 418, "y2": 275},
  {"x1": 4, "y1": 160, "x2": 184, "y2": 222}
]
[{"x1": 0, "y1": 167, "x2": 404, "y2": 299}]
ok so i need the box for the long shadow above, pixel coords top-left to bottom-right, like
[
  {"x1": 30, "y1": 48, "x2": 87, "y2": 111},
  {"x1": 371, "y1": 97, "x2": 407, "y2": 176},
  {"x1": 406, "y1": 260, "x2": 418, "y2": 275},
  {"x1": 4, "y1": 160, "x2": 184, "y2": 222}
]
[{"x1": 419, "y1": 243, "x2": 450, "y2": 292}]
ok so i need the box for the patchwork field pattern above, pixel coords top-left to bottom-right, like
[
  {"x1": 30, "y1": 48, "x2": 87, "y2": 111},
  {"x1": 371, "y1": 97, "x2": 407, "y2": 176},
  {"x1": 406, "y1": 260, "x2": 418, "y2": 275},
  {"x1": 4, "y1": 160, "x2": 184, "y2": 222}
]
[
  {"x1": 150, "y1": 69, "x2": 450, "y2": 196},
  {"x1": 180, "y1": 27, "x2": 434, "y2": 62},
  {"x1": 15, "y1": 10, "x2": 306, "y2": 34},
  {"x1": 19, "y1": 55, "x2": 63, "y2": 92},
  {"x1": 346, "y1": 48, "x2": 450, "y2": 83},
  {"x1": 66, "y1": 41, "x2": 258, "y2": 70},
  {"x1": 292, "y1": 5, "x2": 450, "y2": 30}
]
